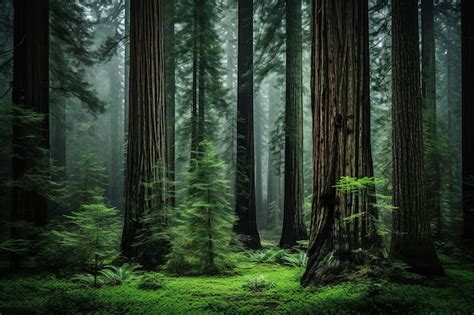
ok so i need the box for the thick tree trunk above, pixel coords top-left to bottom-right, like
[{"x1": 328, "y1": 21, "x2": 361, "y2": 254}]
[
  {"x1": 280, "y1": 0, "x2": 307, "y2": 248},
  {"x1": 421, "y1": 0, "x2": 440, "y2": 224},
  {"x1": 390, "y1": 0, "x2": 443, "y2": 275},
  {"x1": 122, "y1": 0, "x2": 167, "y2": 259},
  {"x1": 164, "y1": 0, "x2": 176, "y2": 205},
  {"x1": 11, "y1": 0, "x2": 49, "y2": 227},
  {"x1": 462, "y1": 0, "x2": 474, "y2": 239},
  {"x1": 302, "y1": 0, "x2": 377, "y2": 286},
  {"x1": 234, "y1": 0, "x2": 261, "y2": 249}
]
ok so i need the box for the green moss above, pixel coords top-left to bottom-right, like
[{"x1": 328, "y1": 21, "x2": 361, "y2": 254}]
[{"x1": 1, "y1": 259, "x2": 473, "y2": 314}]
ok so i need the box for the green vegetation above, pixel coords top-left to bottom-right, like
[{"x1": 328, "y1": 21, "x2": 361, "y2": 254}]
[{"x1": 0, "y1": 254, "x2": 473, "y2": 314}]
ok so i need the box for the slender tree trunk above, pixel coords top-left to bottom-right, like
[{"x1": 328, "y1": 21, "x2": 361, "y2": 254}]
[
  {"x1": 462, "y1": 0, "x2": 474, "y2": 239},
  {"x1": 255, "y1": 91, "x2": 265, "y2": 228},
  {"x1": 190, "y1": 0, "x2": 199, "y2": 159},
  {"x1": 234, "y1": 0, "x2": 261, "y2": 249},
  {"x1": 50, "y1": 97, "x2": 66, "y2": 179},
  {"x1": 266, "y1": 77, "x2": 280, "y2": 230},
  {"x1": 302, "y1": 0, "x2": 377, "y2": 286},
  {"x1": 108, "y1": 56, "x2": 123, "y2": 209},
  {"x1": 11, "y1": 0, "x2": 49, "y2": 226},
  {"x1": 390, "y1": 0, "x2": 444, "y2": 275},
  {"x1": 122, "y1": 0, "x2": 167, "y2": 259},
  {"x1": 280, "y1": 0, "x2": 307, "y2": 248},
  {"x1": 164, "y1": 0, "x2": 176, "y2": 205},
  {"x1": 421, "y1": 0, "x2": 440, "y2": 225},
  {"x1": 124, "y1": 0, "x2": 130, "y2": 136}
]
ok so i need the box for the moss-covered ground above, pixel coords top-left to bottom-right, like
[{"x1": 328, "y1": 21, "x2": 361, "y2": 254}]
[{"x1": 1, "y1": 253, "x2": 473, "y2": 314}]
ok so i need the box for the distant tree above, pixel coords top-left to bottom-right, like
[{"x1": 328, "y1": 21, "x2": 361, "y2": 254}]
[
  {"x1": 462, "y1": 0, "x2": 474, "y2": 239},
  {"x1": 121, "y1": 0, "x2": 168, "y2": 260},
  {"x1": 49, "y1": 0, "x2": 106, "y2": 177},
  {"x1": 421, "y1": 0, "x2": 441, "y2": 224},
  {"x1": 302, "y1": 0, "x2": 378, "y2": 286},
  {"x1": 165, "y1": 0, "x2": 176, "y2": 206},
  {"x1": 234, "y1": 0, "x2": 261, "y2": 249},
  {"x1": 390, "y1": 0, "x2": 443, "y2": 274},
  {"x1": 280, "y1": 0, "x2": 307, "y2": 248}
]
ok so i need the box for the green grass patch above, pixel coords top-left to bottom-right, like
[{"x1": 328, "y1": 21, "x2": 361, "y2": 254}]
[{"x1": 1, "y1": 256, "x2": 473, "y2": 314}]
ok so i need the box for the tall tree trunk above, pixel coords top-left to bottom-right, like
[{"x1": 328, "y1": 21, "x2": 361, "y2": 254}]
[
  {"x1": 164, "y1": 0, "x2": 176, "y2": 205},
  {"x1": 124, "y1": 0, "x2": 130, "y2": 135},
  {"x1": 108, "y1": 56, "x2": 123, "y2": 210},
  {"x1": 234, "y1": 0, "x2": 261, "y2": 249},
  {"x1": 280, "y1": 0, "x2": 307, "y2": 248},
  {"x1": 266, "y1": 79, "x2": 279, "y2": 230},
  {"x1": 50, "y1": 97, "x2": 66, "y2": 179},
  {"x1": 390, "y1": 0, "x2": 443, "y2": 275},
  {"x1": 421, "y1": 0, "x2": 440, "y2": 226},
  {"x1": 302, "y1": 0, "x2": 377, "y2": 286},
  {"x1": 11, "y1": 0, "x2": 49, "y2": 226},
  {"x1": 190, "y1": 0, "x2": 200, "y2": 160},
  {"x1": 255, "y1": 90, "x2": 265, "y2": 228},
  {"x1": 122, "y1": 0, "x2": 167, "y2": 259},
  {"x1": 11, "y1": 0, "x2": 49, "y2": 269},
  {"x1": 462, "y1": 0, "x2": 474, "y2": 239}
]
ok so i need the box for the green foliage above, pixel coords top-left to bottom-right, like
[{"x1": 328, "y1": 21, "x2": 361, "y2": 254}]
[
  {"x1": 166, "y1": 140, "x2": 236, "y2": 275},
  {"x1": 99, "y1": 264, "x2": 141, "y2": 286},
  {"x1": 335, "y1": 176, "x2": 396, "y2": 246},
  {"x1": 71, "y1": 273, "x2": 104, "y2": 287},
  {"x1": 137, "y1": 273, "x2": 166, "y2": 291},
  {"x1": 282, "y1": 250, "x2": 308, "y2": 269},
  {"x1": 67, "y1": 148, "x2": 107, "y2": 209},
  {"x1": 48, "y1": 204, "x2": 120, "y2": 273},
  {"x1": 242, "y1": 275, "x2": 275, "y2": 292},
  {"x1": 1, "y1": 256, "x2": 474, "y2": 314},
  {"x1": 133, "y1": 162, "x2": 173, "y2": 268},
  {"x1": 245, "y1": 248, "x2": 286, "y2": 264}
]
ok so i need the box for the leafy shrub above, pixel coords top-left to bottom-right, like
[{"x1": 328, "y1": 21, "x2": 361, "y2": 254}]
[
  {"x1": 242, "y1": 275, "x2": 275, "y2": 292},
  {"x1": 282, "y1": 250, "x2": 308, "y2": 269},
  {"x1": 71, "y1": 273, "x2": 104, "y2": 287},
  {"x1": 245, "y1": 248, "x2": 287, "y2": 264},
  {"x1": 100, "y1": 263, "x2": 141, "y2": 286},
  {"x1": 138, "y1": 273, "x2": 165, "y2": 290}
]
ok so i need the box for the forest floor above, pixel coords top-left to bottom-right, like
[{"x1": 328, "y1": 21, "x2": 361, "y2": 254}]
[{"x1": 1, "y1": 250, "x2": 474, "y2": 314}]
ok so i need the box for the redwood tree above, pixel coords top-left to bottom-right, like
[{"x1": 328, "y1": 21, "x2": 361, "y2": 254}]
[
  {"x1": 390, "y1": 0, "x2": 443, "y2": 274},
  {"x1": 280, "y1": 0, "x2": 307, "y2": 248},
  {"x1": 302, "y1": 0, "x2": 377, "y2": 286},
  {"x1": 234, "y1": 0, "x2": 261, "y2": 249},
  {"x1": 462, "y1": 0, "x2": 474, "y2": 239},
  {"x1": 11, "y1": 0, "x2": 49, "y2": 227},
  {"x1": 121, "y1": 0, "x2": 168, "y2": 259}
]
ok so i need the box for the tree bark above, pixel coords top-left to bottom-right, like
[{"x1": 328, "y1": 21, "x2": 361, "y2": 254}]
[
  {"x1": 11, "y1": 0, "x2": 49, "y2": 227},
  {"x1": 302, "y1": 0, "x2": 377, "y2": 286},
  {"x1": 421, "y1": 0, "x2": 440, "y2": 224},
  {"x1": 122, "y1": 0, "x2": 167, "y2": 259},
  {"x1": 462, "y1": 0, "x2": 474, "y2": 239},
  {"x1": 234, "y1": 0, "x2": 261, "y2": 249},
  {"x1": 390, "y1": 0, "x2": 443, "y2": 275},
  {"x1": 280, "y1": 0, "x2": 307, "y2": 248}
]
